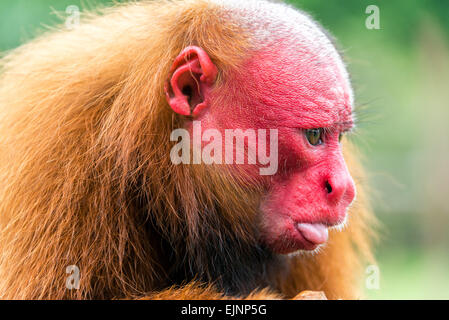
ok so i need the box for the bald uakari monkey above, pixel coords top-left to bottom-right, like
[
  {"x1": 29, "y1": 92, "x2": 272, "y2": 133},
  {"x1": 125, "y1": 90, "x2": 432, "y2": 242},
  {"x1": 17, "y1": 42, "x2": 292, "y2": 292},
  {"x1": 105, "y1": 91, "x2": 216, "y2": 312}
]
[{"x1": 0, "y1": 0, "x2": 374, "y2": 299}]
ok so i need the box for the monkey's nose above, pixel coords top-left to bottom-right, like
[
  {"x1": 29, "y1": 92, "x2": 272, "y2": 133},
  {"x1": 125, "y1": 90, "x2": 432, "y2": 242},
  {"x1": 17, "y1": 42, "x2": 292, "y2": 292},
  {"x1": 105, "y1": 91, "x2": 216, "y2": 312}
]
[
  {"x1": 325, "y1": 181, "x2": 333, "y2": 194},
  {"x1": 325, "y1": 174, "x2": 355, "y2": 207},
  {"x1": 325, "y1": 177, "x2": 344, "y2": 203},
  {"x1": 322, "y1": 175, "x2": 355, "y2": 226}
]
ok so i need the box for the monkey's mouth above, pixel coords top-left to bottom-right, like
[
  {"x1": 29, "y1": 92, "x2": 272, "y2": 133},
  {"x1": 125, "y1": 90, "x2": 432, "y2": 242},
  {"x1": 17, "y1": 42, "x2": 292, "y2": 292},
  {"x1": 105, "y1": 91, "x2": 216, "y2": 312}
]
[
  {"x1": 294, "y1": 223, "x2": 329, "y2": 250},
  {"x1": 260, "y1": 216, "x2": 334, "y2": 253}
]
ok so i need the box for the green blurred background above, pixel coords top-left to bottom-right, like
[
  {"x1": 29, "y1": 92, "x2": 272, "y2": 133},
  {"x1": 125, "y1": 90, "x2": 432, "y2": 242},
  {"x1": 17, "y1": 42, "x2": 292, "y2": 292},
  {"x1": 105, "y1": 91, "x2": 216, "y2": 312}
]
[{"x1": 1, "y1": 0, "x2": 448, "y2": 299}]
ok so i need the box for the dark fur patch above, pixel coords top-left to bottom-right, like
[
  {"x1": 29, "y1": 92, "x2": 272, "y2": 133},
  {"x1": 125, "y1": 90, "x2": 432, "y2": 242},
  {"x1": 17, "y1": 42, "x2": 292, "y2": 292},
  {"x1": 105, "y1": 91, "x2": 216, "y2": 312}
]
[{"x1": 149, "y1": 206, "x2": 289, "y2": 297}]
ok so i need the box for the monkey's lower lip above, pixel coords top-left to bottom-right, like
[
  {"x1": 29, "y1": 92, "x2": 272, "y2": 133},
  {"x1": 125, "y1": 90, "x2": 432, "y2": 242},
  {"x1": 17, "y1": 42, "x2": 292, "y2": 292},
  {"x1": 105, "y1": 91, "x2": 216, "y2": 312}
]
[{"x1": 296, "y1": 223, "x2": 329, "y2": 246}]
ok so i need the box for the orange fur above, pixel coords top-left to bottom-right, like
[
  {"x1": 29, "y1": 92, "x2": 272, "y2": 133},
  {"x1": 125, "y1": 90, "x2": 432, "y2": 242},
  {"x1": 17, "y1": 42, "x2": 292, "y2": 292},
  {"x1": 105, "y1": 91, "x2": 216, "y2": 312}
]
[
  {"x1": 0, "y1": 0, "x2": 374, "y2": 299},
  {"x1": 140, "y1": 282, "x2": 283, "y2": 300}
]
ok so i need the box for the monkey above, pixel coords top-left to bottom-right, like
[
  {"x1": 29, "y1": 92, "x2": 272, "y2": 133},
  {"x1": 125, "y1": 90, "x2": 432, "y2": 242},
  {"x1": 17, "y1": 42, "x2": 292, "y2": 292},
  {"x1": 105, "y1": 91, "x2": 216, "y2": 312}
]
[{"x1": 0, "y1": 0, "x2": 375, "y2": 299}]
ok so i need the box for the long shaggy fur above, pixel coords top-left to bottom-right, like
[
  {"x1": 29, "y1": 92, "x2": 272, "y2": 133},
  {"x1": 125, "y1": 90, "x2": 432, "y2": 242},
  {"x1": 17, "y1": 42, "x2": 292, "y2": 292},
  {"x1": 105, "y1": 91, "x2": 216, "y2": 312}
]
[{"x1": 0, "y1": 0, "x2": 374, "y2": 299}]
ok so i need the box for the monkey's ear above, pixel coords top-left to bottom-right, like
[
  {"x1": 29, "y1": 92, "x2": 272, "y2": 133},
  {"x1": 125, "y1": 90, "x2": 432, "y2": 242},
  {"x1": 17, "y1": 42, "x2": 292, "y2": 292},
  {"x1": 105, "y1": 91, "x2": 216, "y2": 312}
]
[{"x1": 165, "y1": 46, "x2": 218, "y2": 116}]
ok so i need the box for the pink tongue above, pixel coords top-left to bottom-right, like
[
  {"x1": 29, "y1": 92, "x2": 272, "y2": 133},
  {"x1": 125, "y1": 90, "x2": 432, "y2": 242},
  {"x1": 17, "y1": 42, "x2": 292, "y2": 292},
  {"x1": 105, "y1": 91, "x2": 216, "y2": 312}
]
[{"x1": 296, "y1": 223, "x2": 329, "y2": 245}]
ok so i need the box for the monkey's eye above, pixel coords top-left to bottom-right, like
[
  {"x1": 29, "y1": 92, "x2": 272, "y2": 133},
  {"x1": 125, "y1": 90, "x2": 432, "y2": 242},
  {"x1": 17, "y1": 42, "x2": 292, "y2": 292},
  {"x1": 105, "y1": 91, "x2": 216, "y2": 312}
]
[{"x1": 305, "y1": 128, "x2": 323, "y2": 146}]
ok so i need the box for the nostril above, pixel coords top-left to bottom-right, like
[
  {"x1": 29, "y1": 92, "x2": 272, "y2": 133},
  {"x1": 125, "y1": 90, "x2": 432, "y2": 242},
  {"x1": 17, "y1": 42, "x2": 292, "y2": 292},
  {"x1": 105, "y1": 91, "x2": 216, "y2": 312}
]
[{"x1": 325, "y1": 181, "x2": 332, "y2": 194}]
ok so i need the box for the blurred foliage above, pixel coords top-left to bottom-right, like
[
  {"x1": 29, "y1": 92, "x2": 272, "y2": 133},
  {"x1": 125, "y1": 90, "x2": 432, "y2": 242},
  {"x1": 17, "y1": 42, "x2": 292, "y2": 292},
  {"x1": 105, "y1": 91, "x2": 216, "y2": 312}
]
[{"x1": 0, "y1": 0, "x2": 448, "y2": 299}]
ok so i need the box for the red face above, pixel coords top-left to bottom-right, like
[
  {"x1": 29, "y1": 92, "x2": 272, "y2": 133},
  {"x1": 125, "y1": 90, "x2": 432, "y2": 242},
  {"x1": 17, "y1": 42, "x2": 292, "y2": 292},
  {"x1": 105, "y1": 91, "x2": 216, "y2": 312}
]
[{"x1": 166, "y1": 44, "x2": 356, "y2": 254}]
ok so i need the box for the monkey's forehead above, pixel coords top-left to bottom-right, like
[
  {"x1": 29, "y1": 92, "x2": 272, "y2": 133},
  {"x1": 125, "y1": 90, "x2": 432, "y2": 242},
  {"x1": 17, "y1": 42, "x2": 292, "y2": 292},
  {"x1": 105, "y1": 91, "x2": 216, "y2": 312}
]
[
  {"x1": 220, "y1": 45, "x2": 354, "y2": 131},
  {"x1": 212, "y1": 0, "x2": 354, "y2": 110}
]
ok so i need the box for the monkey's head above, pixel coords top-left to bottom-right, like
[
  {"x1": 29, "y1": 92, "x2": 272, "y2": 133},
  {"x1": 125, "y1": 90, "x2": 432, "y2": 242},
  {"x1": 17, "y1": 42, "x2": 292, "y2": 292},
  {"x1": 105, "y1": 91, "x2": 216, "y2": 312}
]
[{"x1": 164, "y1": 0, "x2": 356, "y2": 255}]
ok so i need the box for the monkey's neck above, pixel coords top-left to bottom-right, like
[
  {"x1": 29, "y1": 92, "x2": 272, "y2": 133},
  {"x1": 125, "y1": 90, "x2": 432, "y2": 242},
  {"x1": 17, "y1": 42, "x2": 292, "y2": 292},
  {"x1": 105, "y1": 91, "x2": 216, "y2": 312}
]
[
  {"x1": 183, "y1": 237, "x2": 288, "y2": 296},
  {"x1": 158, "y1": 214, "x2": 289, "y2": 296}
]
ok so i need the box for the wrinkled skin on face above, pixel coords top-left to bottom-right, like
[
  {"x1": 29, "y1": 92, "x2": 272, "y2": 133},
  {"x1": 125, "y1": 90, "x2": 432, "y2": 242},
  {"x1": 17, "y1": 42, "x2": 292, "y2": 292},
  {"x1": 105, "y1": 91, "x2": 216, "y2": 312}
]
[{"x1": 166, "y1": 42, "x2": 356, "y2": 254}]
